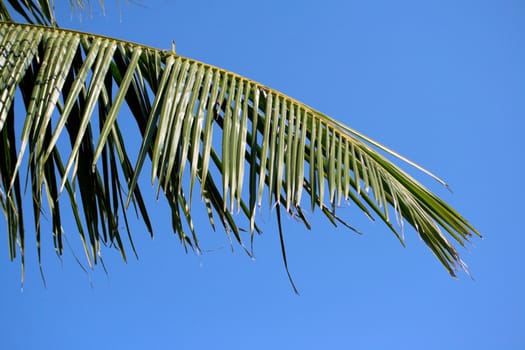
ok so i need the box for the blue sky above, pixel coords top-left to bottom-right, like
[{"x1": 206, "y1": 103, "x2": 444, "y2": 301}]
[{"x1": 1, "y1": 0, "x2": 524, "y2": 349}]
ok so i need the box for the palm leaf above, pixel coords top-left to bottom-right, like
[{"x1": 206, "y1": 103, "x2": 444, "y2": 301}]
[{"x1": 0, "y1": 22, "x2": 480, "y2": 285}]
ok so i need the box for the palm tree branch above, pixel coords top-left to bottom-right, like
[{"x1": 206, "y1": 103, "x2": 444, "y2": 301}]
[{"x1": 0, "y1": 22, "x2": 480, "y2": 284}]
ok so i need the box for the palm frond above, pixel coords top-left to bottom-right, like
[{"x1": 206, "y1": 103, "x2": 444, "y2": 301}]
[{"x1": 0, "y1": 23, "x2": 480, "y2": 285}]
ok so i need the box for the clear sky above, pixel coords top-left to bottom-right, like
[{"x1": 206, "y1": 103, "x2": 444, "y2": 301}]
[{"x1": 1, "y1": 1, "x2": 524, "y2": 349}]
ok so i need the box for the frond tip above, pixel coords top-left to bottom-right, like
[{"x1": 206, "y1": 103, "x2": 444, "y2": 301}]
[{"x1": 0, "y1": 23, "x2": 480, "y2": 285}]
